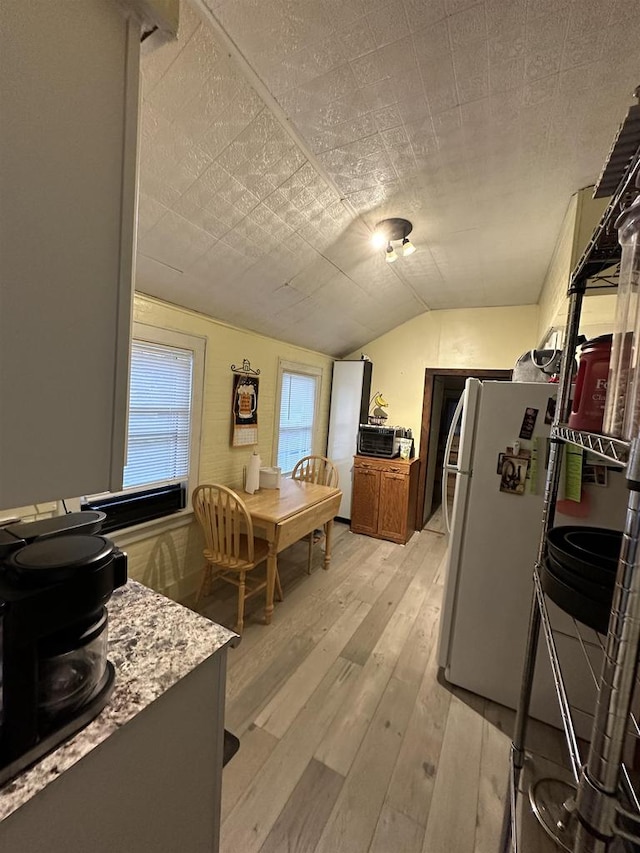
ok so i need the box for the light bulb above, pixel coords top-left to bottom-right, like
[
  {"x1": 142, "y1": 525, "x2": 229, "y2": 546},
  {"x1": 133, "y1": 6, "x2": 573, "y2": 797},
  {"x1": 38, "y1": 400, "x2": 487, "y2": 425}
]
[
  {"x1": 371, "y1": 230, "x2": 387, "y2": 249},
  {"x1": 401, "y1": 237, "x2": 416, "y2": 256},
  {"x1": 385, "y1": 243, "x2": 398, "y2": 263}
]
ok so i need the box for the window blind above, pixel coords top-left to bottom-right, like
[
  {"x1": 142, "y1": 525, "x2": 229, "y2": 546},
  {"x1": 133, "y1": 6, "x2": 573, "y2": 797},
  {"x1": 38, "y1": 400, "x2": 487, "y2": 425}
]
[
  {"x1": 277, "y1": 371, "x2": 318, "y2": 473},
  {"x1": 123, "y1": 341, "x2": 194, "y2": 490}
]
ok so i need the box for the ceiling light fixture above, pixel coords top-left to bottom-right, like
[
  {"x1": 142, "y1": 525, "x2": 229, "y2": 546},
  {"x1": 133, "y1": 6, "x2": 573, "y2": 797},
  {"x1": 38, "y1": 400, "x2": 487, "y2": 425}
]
[
  {"x1": 373, "y1": 217, "x2": 417, "y2": 261},
  {"x1": 371, "y1": 230, "x2": 387, "y2": 249},
  {"x1": 401, "y1": 236, "x2": 416, "y2": 256}
]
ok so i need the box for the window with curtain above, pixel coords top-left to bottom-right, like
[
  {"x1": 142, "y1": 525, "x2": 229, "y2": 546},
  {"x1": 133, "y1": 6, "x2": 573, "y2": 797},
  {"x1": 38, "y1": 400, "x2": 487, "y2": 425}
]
[
  {"x1": 276, "y1": 365, "x2": 321, "y2": 474},
  {"x1": 123, "y1": 340, "x2": 194, "y2": 489}
]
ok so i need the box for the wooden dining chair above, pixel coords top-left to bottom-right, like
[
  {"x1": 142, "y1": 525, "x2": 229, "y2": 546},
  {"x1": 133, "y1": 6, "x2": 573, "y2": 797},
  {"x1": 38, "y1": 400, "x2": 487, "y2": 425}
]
[
  {"x1": 291, "y1": 455, "x2": 340, "y2": 573},
  {"x1": 192, "y1": 484, "x2": 282, "y2": 634}
]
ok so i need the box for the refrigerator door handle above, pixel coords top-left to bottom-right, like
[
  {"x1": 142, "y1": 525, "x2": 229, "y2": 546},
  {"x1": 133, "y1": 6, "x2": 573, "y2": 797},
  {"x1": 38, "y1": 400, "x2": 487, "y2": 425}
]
[
  {"x1": 442, "y1": 394, "x2": 465, "y2": 534},
  {"x1": 446, "y1": 465, "x2": 471, "y2": 476},
  {"x1": 442, "y1": 468, "x2": 453, "y2": 535}
]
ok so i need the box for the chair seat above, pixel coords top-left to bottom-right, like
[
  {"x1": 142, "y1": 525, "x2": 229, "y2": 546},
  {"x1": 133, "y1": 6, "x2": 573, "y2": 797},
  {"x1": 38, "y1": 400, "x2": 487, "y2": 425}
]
[
  {"x1": 193, "y1": 483, "x2": 279, "y2": 634},
  {"x1": 204, "y1": 534, "x2": 269, "y2": 571}
]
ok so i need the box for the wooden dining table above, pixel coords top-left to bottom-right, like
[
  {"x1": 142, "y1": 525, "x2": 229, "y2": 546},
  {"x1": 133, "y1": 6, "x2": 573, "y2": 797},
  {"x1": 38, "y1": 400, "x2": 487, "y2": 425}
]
[{"x1": 239, "y1": 478, "x2": 342, "y2": 624}]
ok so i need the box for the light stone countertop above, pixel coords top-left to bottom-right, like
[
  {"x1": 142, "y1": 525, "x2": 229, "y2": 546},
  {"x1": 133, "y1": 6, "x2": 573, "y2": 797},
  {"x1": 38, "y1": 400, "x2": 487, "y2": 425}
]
[{"x1": 0, "y1": 580, "x2": 237, "y2": 821}]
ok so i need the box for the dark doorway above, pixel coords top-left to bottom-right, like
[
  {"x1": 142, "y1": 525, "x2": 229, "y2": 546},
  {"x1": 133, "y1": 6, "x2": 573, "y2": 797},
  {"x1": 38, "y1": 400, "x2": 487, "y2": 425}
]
[{"x1": 416, "y1": 368, "x2": 512, "y2": 533}]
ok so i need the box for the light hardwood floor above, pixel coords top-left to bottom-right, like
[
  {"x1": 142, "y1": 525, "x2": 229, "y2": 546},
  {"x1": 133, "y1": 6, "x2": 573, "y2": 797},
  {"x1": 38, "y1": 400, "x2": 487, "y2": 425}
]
[
  {"x1": 422, "y1": 503, "x2": 447, "y2": 535},
  {"x1": 196, "y1": 522, "x2": 567, "y2": 853}
]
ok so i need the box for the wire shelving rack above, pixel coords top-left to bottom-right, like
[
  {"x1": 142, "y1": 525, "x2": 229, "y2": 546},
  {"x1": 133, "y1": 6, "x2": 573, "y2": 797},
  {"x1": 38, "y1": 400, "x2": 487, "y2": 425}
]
[{"x1": 503, "y1": 103, "x2": 640, "y2": 852}]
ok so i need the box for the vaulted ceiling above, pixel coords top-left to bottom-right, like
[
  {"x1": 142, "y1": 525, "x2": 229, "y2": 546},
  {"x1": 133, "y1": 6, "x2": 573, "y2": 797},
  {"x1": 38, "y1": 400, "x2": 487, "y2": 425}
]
[{"x1": 136, "y1": 0, "x2": 640, "y2": 356}]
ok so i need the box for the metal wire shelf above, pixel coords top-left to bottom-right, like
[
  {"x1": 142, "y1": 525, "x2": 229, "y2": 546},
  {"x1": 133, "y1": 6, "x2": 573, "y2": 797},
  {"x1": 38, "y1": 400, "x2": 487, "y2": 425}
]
[
  {"x1": 570, "y1": 139, "x2": 640, "y2": 292},
  {"x1": 572, "y1": 619, "x2": 640, "y2": 745},
  {"x1": 552, "y1": 426, "x2": 630, "y2": 467},
  {"x1": 533, "y1": 566, "x2": 583, "y2": 782},
  {"x1": 504, "y1": 90, "x2": 640, "y2": 853},
  {"x1": 511, "y1": 567, "x2": 640, "y2": 848}
]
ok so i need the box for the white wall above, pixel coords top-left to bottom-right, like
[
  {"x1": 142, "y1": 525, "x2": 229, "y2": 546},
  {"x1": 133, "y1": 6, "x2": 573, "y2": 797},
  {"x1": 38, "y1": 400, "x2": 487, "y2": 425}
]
[
  {"x1": 537, "y1": 187, "x2": 612, "y2": 342},
  {"x1": 349, "y1": 304, "x2": 539, "y2": 448},
  {"x1": 537, "y1": 194, "x2": 579, "y2": 343}
]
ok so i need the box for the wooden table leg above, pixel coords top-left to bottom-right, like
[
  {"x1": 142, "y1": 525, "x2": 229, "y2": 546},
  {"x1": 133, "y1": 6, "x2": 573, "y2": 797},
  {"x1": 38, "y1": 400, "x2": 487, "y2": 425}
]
[
  {"x1": 323, "y1": 518, "x2": 334, "y2": 570},
  {"x1": 265, "y1": 541, "x2": 278, "y2": 624}
]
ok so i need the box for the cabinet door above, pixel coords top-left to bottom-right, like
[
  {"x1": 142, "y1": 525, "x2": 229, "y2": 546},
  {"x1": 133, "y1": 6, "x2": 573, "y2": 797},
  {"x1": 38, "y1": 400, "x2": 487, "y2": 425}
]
[
  {"x1": 0, "y1": 0, "x2": 140, "y2": 509},
  {"x1": 378, "y1": 471, "x2": 409, "y2": 542},
  {"x1": 351, "y1": 467, "x2": 380, "y2": 536}
]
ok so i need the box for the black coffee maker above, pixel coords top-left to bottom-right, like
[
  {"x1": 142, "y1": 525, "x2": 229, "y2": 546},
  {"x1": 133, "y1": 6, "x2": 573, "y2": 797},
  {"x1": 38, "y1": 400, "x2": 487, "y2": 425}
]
[{"x1": 0, "y1": 512, "x2": 127, "y2": 785}]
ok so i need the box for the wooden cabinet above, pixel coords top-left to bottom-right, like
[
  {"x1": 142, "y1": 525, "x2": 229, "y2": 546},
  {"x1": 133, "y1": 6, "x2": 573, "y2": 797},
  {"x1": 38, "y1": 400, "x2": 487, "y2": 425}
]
[
  {"x1": 351, "y1": 456, "x2": 420, "y2": 544},
  {"x1": 351, "y1": 463, "x2": 380, "y2": 536}
]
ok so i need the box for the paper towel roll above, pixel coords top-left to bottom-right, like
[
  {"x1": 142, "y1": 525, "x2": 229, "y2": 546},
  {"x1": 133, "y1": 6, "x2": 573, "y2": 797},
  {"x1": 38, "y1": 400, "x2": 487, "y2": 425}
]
[{"x1": 244, "y1": 451, "x2": 261, "y2": 494}]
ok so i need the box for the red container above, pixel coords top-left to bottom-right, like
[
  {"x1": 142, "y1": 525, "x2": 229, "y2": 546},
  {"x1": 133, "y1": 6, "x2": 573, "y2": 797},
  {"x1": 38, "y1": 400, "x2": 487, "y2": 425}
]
[{"x1": 568, "y1": 335, "x2": 612, "y2": 432}]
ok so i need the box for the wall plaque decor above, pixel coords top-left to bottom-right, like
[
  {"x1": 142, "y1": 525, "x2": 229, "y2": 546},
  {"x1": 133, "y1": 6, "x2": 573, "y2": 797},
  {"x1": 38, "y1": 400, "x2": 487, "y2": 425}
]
[{"x1": 231, "y1": 359, "x2": 260, "y2": 447}]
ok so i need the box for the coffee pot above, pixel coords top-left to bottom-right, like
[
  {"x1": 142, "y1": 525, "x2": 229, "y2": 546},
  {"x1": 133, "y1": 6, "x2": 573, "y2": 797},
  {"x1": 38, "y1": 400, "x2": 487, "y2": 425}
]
[{"x1": 0, "y1": 511, "x2": 127, "y2": 785}]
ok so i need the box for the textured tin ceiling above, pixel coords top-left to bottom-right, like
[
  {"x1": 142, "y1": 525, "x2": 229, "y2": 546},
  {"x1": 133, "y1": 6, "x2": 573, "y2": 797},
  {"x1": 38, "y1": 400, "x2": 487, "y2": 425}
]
[{"x1": 136, "y1": 0, "x2": 640, "y2": 356}]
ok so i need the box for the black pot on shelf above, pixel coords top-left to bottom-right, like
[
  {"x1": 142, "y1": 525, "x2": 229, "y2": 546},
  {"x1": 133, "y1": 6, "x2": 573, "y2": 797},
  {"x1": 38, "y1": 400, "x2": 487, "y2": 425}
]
[
  {"x1": 541, "y1": 558, "x2": 613, "y2": 635},
  {"x1": 547, "y1": 526, "x2": 621, "y2": 579},
  {"x1": 542, "y1": 526, "x2": 622, "y2": 635}
]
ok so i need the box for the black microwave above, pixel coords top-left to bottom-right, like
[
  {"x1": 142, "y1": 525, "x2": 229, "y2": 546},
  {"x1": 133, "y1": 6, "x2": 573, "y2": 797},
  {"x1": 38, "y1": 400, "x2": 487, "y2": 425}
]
[{"x1": 357, "y1": 425, "x2": 412, "y2": 458}]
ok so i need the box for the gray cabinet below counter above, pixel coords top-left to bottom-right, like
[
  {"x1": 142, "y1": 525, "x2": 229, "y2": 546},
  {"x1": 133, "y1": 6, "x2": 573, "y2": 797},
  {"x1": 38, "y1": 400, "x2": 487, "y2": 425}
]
[{"x1": 0, "y1": 582, "x2": 238, "y2": 853}]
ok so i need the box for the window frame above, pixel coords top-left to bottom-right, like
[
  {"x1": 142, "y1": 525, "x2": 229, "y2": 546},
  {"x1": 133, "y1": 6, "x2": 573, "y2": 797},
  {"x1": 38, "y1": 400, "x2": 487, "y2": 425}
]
[
  {"x1": 273, "y1": 359, "x2": 323, "y2": 476},
  {"x1": 83, "y1": 323, "x2": 205, "y2": 530},
  {"x1": 125, "y1": 323, "x2": 205, "y2": 508}
]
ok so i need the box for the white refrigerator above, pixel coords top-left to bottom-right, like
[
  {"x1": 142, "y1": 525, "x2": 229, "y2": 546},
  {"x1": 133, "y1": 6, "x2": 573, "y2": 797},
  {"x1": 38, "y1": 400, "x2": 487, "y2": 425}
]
[
  {"x1": 326, "y1": 360, "x2": 372, "y2": 521},
  {"x1": 436, "y1": 379, "x2": 625, "y2": 735}
]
